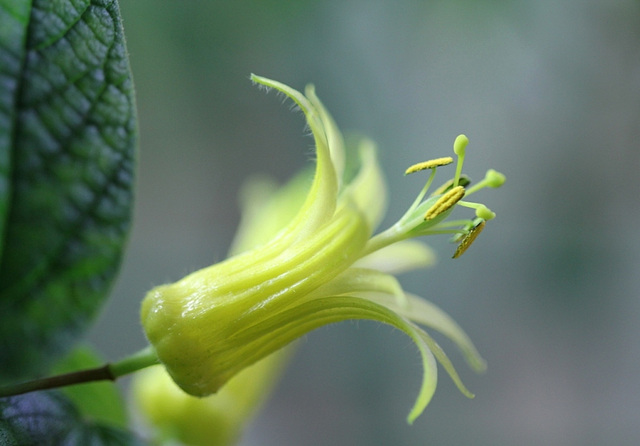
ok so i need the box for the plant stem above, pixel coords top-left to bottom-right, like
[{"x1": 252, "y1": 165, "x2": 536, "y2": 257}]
[
  {"x1": 109, "y1": 345, "x2": 159, "y2": 378},
  {"x1": 0, "y1": 346, "x2": 159, "y2": 398}
]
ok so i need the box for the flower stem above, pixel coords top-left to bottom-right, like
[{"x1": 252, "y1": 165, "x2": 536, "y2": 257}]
[
  {"x1": 361, "y1": 224, "x2": 406, "y2": 257},
  {"x1": 0, "y1": 346, "x2": 159, "y2": 398},
  {"x1": 109, "y1": 345, "x2": 159, "y2": 378}
]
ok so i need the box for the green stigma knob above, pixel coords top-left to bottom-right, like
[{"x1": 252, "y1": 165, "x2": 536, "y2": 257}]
[
  {"x1": 475, "y1": 204, "x2": 496, "y2": 220},
  {"x1": 453, "y1": 134, "x2": 469, "y2": 157},
  {"x1": 485, "y1": 169, "x2": 506, "y2": 188}
]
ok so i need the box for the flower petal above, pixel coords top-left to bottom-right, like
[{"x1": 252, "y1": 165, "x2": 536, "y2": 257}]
[
  {"x1": 306, "y1": 267, "x2": 406, "y2": 307},
  {"x1": 251, "y1": 74, "x2": 339, "y2": 241},
  {"x1": 305, "y1": 85, "x2": 346, "y2": 184},
  {"x1": 217, "y1": 295, "x2": 439, "y2": 424},
  {"x1": 415, "y1": 326, "x2": 475, "y2": 399},
  {"x1": 355, "y1": 240, "x2": 437, "y2": 274},
  {"x1": 368, "y1": 293, "x2": 486, "y2": 373},
  {"x1": 229, "y1": 169, "x2": 312, "y2": 256},
  {"x1": 342, "y1": 138, "x2": 388, "y2": 230}
]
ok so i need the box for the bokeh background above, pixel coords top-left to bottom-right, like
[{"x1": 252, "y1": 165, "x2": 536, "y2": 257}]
[{"x1": 88, "y1": 1, "x2": 640, "y2": 445}]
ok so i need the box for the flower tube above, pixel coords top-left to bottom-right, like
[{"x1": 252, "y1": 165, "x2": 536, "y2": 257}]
[{"x1": 140, "y1": 75, "x2": 505, "y2": 423}]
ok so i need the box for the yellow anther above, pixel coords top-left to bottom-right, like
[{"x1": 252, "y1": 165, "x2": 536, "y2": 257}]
[
  {"x1": 452, "y1": 219, "x2": 486, "y2": 258},
  {"x1": 404, "y1": 157, "x2": 454, "y2": 175},
  {"x1": 424, "y1": 186, "x2": 465, "y2": 220}
]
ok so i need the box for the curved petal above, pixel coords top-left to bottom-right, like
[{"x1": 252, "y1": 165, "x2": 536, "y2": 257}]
[
  {"x1": 222, "y1": 296, "x2": 439, "y2": 424},
  {"x1": 251, "y1": 74, "x2": 339, "y2": 242},
  {"x1": 305, "y1": 85, "x2": 346, "y2": 185},
  {"x1": 367, "y1": 293, "x2": 486, "y2": 373},
  {"x1": 308, "y1": 286, "x2": 480, "y2": 403},
  {"x1": 416, "y1": 326, "x2": 475, "y2": 399}
]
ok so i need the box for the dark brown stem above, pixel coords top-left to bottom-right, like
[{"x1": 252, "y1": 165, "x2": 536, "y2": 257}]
[{"x1": 0, "y1": 364, "x2": 115, "y2": 398}]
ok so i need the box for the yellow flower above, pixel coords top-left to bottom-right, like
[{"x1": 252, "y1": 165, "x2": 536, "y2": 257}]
[
  {"x1": 133, "y1": 350, "x2": 289, "y2": 446},
  {"x1": 140, "y1": 75, "x2": 504, "y2": 424}
]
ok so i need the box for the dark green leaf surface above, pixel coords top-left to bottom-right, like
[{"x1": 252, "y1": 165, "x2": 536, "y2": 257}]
[
  {"x1": 0, "y1": 0, "x2": 137, "y2": 380},
  {"x1": 0, "y1": 392, "x2": 143, "y2": 446},
  {"x1": 0, "y1": 0, "x2": 31, "y2": 260}
]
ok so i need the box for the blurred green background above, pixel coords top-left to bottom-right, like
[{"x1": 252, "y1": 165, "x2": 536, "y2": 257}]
[{"x1": 88, "y1": 0, "x2": 640, "y2": 444}]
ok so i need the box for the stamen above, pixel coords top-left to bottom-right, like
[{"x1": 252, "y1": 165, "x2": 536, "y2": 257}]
[
  {"x1": 452, "y1": 219, "x2": 486, "y2": 258},
  {"x1": 424, "y1": 186, "x2": 465, "y2": 220},
  {"x1": 465, "y1": 169, "x2": 506, "y2": 195},
  {"x1": 455, "y1": 201, "x2": 496, "y2": 221},
  {"x1": 404, "y1": 168, "x2": 436, "y2": 218},
  {"x1": 402, "y1": 157, "x2": 454, "y2": 218},
  {"x1": 404, "y1": 157, "x2": 454, "y2": 175}
]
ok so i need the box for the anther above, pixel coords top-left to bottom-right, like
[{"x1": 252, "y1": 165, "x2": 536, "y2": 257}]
[
  {"x1": 404, "y1": 157, "x2": 454, "y2": 175},
  {"x1": 452, "y1": 219, "x2": 486, "y2": 258},
  {"x1": 424, "y1": 186, "x2": 465, "y2": 220}
]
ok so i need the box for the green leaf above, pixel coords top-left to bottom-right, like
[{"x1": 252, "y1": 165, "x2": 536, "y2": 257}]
[
  {"x1": 0, "y1": 0, "x2": 137, "y2": 381},
  {"x1": 52, "y1": 345, "x2": 128, "y2": 428},
  {"x1": 0, "y1": 0, "x2": 31, "y2": 260},
  {"x1": 0, "y1": 391, "x2": 144, "y2": 446}
]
